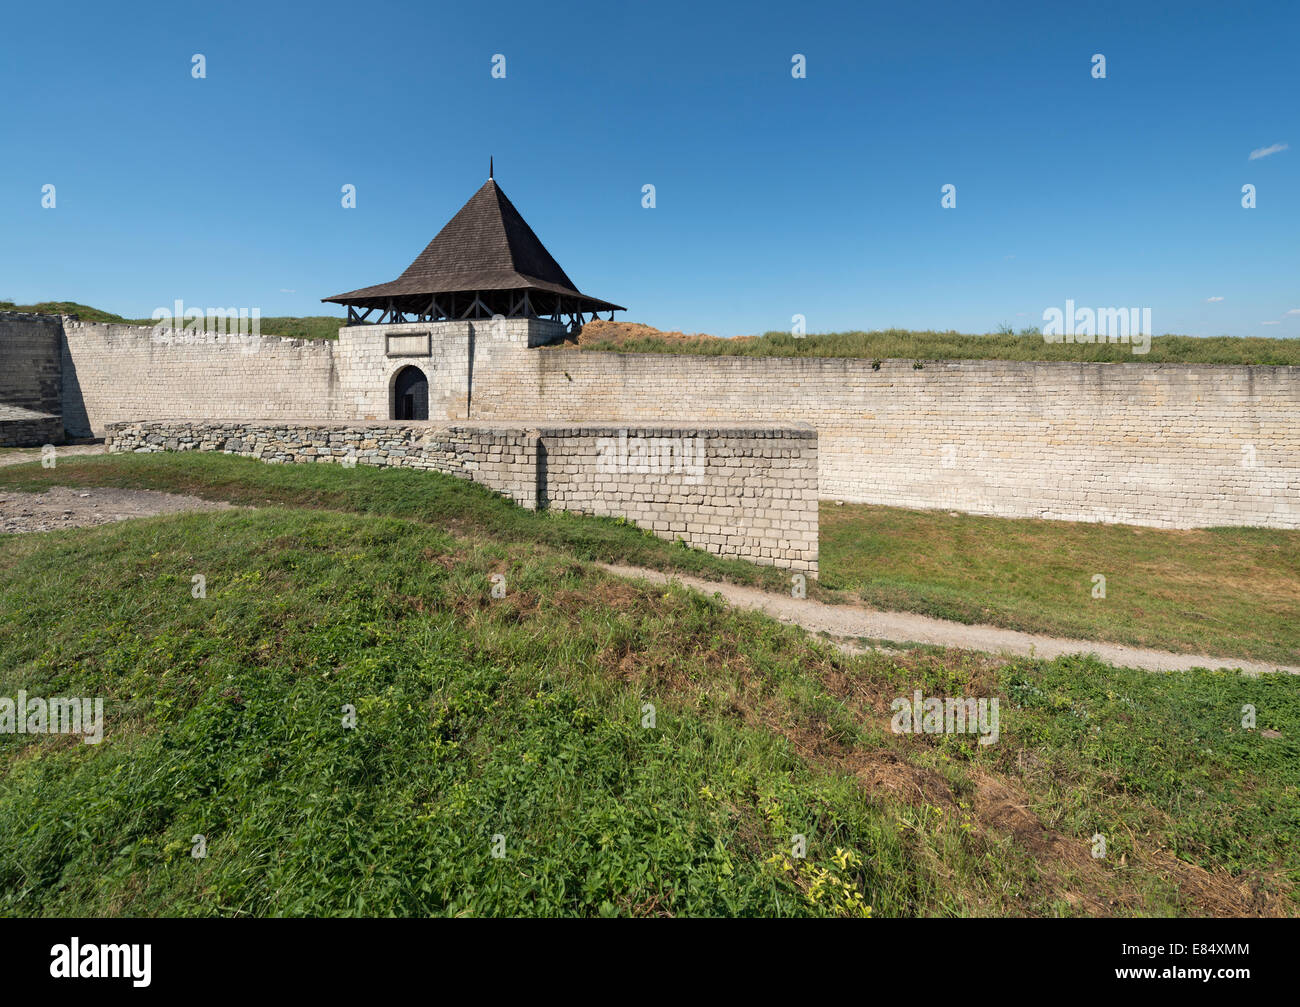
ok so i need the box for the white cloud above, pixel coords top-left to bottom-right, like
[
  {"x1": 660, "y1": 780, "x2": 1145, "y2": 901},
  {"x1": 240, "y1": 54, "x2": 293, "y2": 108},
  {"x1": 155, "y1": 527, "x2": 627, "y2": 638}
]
[
  {"x1": 1262, "y1": 320, "x2": 1280, "y2": 325},
  {"x1": 1286, "y1": 308, "x2": 1300, "y2": 315},
  {"x1": 279, "y1": 288, "x2": 297, "y2": 294},
  {"x1": 1249, "y1": 142, "x2": 1289, "y2": 160},
  {"x1": 1205, "y1": 296, "x2": 1224, "y2": 302}
]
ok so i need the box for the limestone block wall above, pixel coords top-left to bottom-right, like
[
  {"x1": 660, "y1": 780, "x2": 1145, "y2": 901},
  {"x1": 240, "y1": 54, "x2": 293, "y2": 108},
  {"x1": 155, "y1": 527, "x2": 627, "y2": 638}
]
[
  {"x1": 0, "y1": 312, "x2": 63, "y2": 413},
  {"x1": 469, "y1": 351, "x2": 1300, "y2": 531},
  {"x1": 104, "y1": 418, "x2": 819, "y2": 573},
  {"x1": 334, "y1": 318, "x2": 566, "y2": 422},
  {"x1": 539, "y1": 423, "x2": 819, "y2": 572},
  {"x1": 60, "y1": 319, "x2": 344, "y2": 437},
  {"x1": 0, "y1": 312, "x2": 65, "y2": 445},
  {"x1": 6, "y1": 308, "x2": 1298, "y2": 530}
]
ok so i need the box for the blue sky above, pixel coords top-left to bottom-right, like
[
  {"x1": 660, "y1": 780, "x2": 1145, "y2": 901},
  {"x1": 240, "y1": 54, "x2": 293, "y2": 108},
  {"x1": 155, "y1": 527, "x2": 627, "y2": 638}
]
[{"x1": 1, "y1": 0, "x2": 1295, "y2": 337}]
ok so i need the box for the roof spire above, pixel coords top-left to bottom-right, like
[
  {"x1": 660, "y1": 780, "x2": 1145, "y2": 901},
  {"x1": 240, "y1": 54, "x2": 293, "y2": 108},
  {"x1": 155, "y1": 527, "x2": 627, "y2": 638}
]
[{"x1": 489, "y1": 156, "x2": 493, "y2": 180}]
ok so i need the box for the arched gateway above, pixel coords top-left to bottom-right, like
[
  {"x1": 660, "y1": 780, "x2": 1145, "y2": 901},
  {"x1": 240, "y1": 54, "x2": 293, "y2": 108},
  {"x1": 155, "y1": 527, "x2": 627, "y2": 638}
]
[{"x1": 392, "y1": 365, "x2": 429, "y2": 421}]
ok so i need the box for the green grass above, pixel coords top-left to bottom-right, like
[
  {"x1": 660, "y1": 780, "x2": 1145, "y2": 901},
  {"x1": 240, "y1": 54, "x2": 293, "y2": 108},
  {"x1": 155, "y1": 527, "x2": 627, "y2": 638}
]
[
  {"x1": 4, "y1": 454, "x2": 1296, "y2": 665},
  {"x1": 821, "y1": 503, "x2": 1300, "y2": 666},
  {"x1": 0, "y1": 301, "x2": 135, "y2": 324},
  {"x1": 578, "y1": 328, "x2": 1300, "y2": 365},
  {"x1": 0, "y1": 301, "x2": 345, "y2": 341},
  {"x1": 7, "y1": 302, "x2": 1299, "y2": 360},
  {"x1": 2, "y1": 499, "x2": 1297, "y2": 916},
  {"x1": 0, "y1": 453, "x2": 792, "y2": 591},
  {"x1": 1, "y1": 453, "x2": 1298, "y2": 916}
]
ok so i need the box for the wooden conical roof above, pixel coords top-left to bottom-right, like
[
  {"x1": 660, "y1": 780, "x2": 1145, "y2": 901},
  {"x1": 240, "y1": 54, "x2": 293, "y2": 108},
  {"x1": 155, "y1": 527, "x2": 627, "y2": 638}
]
[{"x1": 324, "y1": 178, "x2": 624, "y2": 314}]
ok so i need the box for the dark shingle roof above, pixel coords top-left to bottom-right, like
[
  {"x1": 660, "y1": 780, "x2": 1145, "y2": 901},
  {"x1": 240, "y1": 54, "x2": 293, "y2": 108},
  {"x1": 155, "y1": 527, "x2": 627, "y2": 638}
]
[{"x1": 323, "y1": 179, "x2": 624, "y2": 312}]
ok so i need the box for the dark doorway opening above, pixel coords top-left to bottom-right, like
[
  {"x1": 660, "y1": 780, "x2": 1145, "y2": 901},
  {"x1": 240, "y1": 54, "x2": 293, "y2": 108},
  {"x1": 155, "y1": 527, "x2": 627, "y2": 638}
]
[{"x1": 393, "y1": 366, "x2": 429, "y2": 421}]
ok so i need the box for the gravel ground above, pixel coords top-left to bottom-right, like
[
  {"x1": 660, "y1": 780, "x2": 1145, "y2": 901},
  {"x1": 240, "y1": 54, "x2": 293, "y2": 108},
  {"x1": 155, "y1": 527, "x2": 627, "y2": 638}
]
[{"x1": 0, "y1": 485, "x2": 233, "y2": 534}]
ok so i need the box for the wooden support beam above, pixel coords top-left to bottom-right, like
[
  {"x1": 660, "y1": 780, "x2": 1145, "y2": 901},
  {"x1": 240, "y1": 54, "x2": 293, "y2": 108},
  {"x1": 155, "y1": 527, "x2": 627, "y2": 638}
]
[{"x1": 460, "y1": 293, "x2": 490, "y2": 319}]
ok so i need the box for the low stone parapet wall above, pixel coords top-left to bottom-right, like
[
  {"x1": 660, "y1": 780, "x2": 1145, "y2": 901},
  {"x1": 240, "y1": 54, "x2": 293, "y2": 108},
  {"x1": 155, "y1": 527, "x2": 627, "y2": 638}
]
[
  {"x1": 106, "y1": 419, "x2": 537, "y2": 508},
  {"x1": 104, "y1": 419, "x2": 819, "y2": 574},
  {"x1": 0, "y1": 404, "x2": 63, "y2": 448}
]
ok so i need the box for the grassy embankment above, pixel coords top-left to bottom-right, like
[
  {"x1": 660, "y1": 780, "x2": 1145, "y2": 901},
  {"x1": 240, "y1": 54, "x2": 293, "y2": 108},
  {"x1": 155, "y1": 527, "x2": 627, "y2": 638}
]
[
  {"x1": 0, "y1": 301, "x2": 345, "y2": 341},
  {"x1": 573, "y1": 320, "x2": 1300, "y2": 365},
  {"x1": 6, "y1": 304, "x2": 1300, "y2": 360},
  {"x1": 4, "y1": 454, "x2": 1296, "y2": 666},
  {"x1": 1, "y1": 453, "x2": 1297, "y2": 916}
]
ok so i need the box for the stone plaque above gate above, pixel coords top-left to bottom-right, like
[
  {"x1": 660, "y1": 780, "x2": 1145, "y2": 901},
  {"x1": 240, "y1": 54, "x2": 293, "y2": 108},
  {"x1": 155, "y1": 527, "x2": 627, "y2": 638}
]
[{"x1": 385, "y1": 332, "x2": 431, "y2": 357}]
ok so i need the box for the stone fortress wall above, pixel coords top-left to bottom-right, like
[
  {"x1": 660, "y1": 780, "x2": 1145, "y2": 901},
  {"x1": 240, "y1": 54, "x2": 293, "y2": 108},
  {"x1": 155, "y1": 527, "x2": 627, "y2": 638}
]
[
  {"x1": 3, "y1": 311, "x2": 1298, "y2": 536},
  {"x1": 359, "y1": 317, "x2": 1298, "y2": 531},
  {"x1": 57, "y1": 319, "x2": 345, "y2": 437},
  {"x1": 476, "y1": 343, "x2": 1300, "y2": 531}
]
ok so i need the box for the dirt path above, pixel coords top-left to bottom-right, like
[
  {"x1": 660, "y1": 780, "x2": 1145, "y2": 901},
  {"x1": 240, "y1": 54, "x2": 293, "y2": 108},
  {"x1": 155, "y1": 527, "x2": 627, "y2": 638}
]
[
  {"x1": 0, "y1": 485, "x2": 233, "y2": 534},
  {"x1": 600, "y1": 563, "x2": 1300, "y2": 676}
]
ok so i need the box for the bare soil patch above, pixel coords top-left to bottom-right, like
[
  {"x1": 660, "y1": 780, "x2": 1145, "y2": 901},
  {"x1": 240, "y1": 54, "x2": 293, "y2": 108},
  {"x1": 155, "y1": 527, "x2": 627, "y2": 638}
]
[{"x1": 0, "y1": 485, "x2": 234, "y2": 534}]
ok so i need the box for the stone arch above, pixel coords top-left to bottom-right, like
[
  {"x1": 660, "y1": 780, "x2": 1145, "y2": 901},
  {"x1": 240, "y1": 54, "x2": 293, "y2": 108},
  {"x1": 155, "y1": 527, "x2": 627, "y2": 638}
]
[{"x1": 391, "y1": 365, "x2": 429, "y2": 421}]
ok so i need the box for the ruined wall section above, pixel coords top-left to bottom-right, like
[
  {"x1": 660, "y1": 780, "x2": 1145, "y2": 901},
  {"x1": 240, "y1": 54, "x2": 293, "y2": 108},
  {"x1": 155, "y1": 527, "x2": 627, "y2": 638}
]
[{"x1": 0, "y1": 312, "x2": 64, "y2": 445}]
